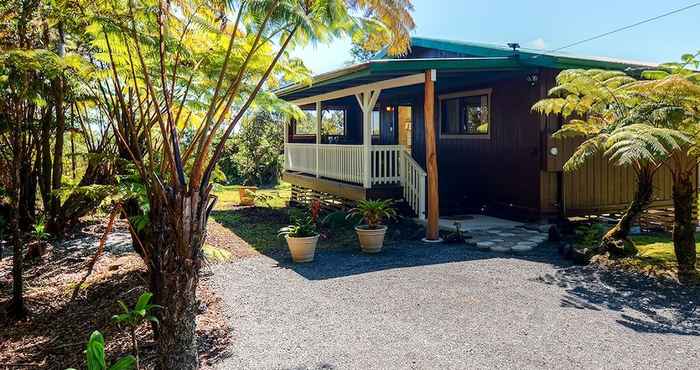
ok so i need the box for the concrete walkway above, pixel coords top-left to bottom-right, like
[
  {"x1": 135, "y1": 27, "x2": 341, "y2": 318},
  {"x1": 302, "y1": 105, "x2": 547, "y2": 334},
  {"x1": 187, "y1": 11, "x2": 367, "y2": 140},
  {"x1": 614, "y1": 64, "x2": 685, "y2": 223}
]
[{"x1": 208, "y1": 242, "x2": 699, "y2": 370}]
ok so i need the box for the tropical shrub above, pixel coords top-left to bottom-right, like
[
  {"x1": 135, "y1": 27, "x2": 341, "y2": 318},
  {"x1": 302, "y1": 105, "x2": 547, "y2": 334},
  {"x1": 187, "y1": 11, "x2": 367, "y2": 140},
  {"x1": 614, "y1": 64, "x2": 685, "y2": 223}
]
[
  {"x1": 229, "y1": 111, "x2": 285, "y2": 186},
  {"x1": 279, "y1": 214, "x2": 318, "y2": 238},
  {"x1": 347, "y1": 199, "x2": 397, "y2": 229}
]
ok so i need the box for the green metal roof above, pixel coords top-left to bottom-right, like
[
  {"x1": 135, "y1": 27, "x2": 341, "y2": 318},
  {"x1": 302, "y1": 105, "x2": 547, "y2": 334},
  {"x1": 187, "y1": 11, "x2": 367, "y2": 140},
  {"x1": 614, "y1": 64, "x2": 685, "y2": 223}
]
[{"x1": 276, "y1": 37, "x2": 658, "y2": 101}]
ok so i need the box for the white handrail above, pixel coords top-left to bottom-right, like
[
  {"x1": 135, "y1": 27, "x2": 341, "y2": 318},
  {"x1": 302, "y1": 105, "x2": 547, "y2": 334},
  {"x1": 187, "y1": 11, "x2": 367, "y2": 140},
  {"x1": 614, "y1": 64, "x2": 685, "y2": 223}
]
[
  {"x1": 371, "y1": 145, "x2": 402, "y2": 185},
  {"x1": 400, "y1": 150, "x2": 427, "y2": 220},
  {"x1": 285, "y1": 144, "x2": 426, "y2": 219}
]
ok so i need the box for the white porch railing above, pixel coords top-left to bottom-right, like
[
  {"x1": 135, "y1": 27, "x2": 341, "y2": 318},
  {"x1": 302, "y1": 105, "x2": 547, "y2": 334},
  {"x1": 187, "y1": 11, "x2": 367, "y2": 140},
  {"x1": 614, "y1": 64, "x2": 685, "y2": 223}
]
[
  {"x1": 318, "y1": 145, "x2": 365, "y2": 183},
  {"x1": 284, "y1": 143, "x2": 317, "y2": 175},
  {"x1": 371, "y1": 145, "x2": 402, "y2": 185},
  {"x1": 284, "y1": 143, "x2": 426, "y2": 218},
  {"x1": 400, "y1": 150, "x2": 427, "y2": 220}
]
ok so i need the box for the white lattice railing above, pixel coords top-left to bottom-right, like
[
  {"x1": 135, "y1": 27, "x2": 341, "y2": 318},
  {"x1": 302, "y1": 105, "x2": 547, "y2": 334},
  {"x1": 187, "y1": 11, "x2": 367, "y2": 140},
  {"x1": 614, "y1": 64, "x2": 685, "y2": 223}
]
[{"x1": 400, "y1": 149, "x2": 427, "y2": 219}]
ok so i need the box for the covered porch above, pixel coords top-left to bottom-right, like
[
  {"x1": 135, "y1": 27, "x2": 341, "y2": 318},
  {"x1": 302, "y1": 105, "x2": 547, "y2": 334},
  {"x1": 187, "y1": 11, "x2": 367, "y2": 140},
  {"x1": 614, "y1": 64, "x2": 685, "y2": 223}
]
[{"x1": 282, "y1": 73, "x2": 430, "y2": 219}]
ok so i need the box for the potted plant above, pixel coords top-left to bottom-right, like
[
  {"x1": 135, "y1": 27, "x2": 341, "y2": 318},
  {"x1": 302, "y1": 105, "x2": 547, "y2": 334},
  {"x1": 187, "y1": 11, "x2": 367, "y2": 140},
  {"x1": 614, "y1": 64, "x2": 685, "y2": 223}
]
[
  {"x1": 347, "y1": 199, "x2": 397, "y2": 253},
  {"x1": 278, "y1": 214, "x2": 319, "y2": 262}
]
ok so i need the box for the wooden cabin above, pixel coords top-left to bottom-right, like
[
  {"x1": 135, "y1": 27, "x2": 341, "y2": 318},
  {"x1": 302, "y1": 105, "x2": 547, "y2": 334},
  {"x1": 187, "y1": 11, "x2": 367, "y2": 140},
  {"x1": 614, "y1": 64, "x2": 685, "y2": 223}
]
[{"x1": 276, "y1": 37, "x2": 678, "y2": 222}]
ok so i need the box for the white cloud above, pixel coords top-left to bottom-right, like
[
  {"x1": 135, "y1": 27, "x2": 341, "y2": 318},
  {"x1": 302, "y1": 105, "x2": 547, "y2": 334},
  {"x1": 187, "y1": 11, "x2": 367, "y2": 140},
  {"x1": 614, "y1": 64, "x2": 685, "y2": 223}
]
[{"x1": 528, "y1": 38, "x2": 547, "y2": 50}]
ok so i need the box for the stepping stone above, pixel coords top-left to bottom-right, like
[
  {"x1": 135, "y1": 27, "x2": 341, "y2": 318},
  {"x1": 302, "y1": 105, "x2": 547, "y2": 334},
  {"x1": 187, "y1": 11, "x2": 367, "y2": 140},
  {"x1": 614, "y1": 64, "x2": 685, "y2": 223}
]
[
  {"x1": 476, "y1": 241, "x2": 494, "y2": 250},
  {"x1": 511, "y1": 244, "x2": 533, "y2": 253},
  {"x1": 512, "y1": 243, "x2": 535, "y2": 253},
  {"x1": 490, "y1": 245, "x2": 511, "y2": 253}
]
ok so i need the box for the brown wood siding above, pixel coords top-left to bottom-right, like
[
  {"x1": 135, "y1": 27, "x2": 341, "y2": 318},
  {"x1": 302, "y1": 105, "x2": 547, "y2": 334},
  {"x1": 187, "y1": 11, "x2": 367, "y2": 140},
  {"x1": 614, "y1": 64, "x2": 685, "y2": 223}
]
[
  {"x1": 431, "y1": 71, "x2": 544, "y2": 216},
  {"x1": 538, "y1": 69, "x2": 681, "y2": 217}
]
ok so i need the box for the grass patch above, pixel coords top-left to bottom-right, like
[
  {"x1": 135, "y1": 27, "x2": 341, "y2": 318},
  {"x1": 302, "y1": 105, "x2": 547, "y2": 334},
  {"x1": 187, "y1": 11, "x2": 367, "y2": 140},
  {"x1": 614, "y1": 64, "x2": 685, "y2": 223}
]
[
  {"x1": 211, "y1": 207, "x2": 289, "y2": 252},
  {"x1": 211, "y1": 205, "x2": 424, "y2": 253},
  {"x1": 627, "y1": 233, "x2": 700, "y2": 275},
  {"x1": 213, "y1": 182, "x2": 291, "y2": 210}
]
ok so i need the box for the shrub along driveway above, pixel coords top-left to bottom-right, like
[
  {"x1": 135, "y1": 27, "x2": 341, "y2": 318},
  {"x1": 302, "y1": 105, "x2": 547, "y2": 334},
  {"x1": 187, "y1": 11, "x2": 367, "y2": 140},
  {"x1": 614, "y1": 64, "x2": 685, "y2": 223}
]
[{"x1": 208, "y1": 242, "x2": 699, "y2": 369}]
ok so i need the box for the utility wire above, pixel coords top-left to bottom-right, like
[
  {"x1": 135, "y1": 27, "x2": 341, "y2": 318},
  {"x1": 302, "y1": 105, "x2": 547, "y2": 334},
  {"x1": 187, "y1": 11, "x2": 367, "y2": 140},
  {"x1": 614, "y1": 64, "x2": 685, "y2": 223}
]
[{"x1": 549, "y1": 2, "x2": 700, "y2": 52}]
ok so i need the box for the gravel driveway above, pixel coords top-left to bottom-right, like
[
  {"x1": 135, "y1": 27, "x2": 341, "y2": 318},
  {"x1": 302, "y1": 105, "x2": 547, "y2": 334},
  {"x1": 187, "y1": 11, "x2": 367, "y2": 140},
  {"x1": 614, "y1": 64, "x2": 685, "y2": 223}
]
[{"x1": 207, "y1": 242, "x2": 699, "y2": 370}]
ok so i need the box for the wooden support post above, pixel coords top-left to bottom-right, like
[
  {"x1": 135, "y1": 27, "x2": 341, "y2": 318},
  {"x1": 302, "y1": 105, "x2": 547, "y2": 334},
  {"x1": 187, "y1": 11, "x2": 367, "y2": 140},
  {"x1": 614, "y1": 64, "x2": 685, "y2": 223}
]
[
  {"x1": 315, "y1": 101, "x2": 321, "y2": 178},
  {"x1": 357, "y1": 89, "x2": 380, "y2": 188},
  {"x1": 283, "y1": 118, "x2": 289, "y2": 171},
  {"x1": 423, "y1": 69, "x2": 440, "y2": 240}
]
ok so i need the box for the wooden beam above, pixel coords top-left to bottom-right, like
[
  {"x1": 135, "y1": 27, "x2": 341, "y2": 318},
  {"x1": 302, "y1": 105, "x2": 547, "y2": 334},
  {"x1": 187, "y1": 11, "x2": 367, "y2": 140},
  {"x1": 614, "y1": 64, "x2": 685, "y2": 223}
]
[
  {"x1": 361, "y1": 91, "x2": 372, "y2": 188},
  {"x1": 423, "y1": 69, "x2": 440, "y2": 240},
  {"x1": 315, "y1": 101, "x2": 321, "y2": 178},
  {"x1": 291, "y1": 73, "x2": 425, "y2": 106}
]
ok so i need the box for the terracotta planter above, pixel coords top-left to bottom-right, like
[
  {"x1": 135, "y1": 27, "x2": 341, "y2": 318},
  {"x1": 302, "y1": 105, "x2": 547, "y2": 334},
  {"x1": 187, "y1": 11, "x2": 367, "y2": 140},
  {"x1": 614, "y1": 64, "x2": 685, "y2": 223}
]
[
  {"x1": 285, "y1": 234, "x2": 319, "y2": 262},
  {"x1": 355, "y1": 225, "x2": 388, "y2": 253},
  {"x1": 238, "y1": 186, "x2": 257, "y2": 206}
]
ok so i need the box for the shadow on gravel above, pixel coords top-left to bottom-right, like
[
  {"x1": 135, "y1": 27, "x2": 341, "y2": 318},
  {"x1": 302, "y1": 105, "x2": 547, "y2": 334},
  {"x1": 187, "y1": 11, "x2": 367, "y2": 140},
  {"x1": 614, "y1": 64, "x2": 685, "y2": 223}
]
[
  {"x1": 265, "y1": 241, "x2": 570, "y2": 281},
  {"x1": 538, "y1": 267, "x2": 700, "y2": 336}
]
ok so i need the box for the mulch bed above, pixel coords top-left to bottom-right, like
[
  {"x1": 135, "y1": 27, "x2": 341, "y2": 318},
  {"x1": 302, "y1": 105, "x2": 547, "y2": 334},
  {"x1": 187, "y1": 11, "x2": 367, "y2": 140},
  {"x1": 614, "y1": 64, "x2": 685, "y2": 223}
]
[{"x1": 0, "y1": 220, "x2": 233, "y2": 369}]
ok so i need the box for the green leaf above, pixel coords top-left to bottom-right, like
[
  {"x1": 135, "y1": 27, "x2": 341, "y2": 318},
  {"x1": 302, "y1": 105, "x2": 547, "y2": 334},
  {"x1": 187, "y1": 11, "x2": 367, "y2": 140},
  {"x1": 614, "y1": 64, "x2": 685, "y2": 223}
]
[
  {"x1": 641, "y1": 70, "x2": 670, "y2": 80},
  {"x1": 146, "y1": 315, "x2": 160, "y2": 326},
  {"x1": 108, "y1": 355, "x2": 137, "y2": 370},
  {"x1": 134, "y1": 292, "x2": 153, "y2": 311},
  {"x1": 86, "y1": 331, "x2": 107, "y2": 370}
]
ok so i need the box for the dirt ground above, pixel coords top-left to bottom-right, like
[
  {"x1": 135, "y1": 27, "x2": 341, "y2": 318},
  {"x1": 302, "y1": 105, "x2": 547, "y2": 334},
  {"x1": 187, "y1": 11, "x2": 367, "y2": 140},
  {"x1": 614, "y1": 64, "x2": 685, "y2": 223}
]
[{"x1": 0, "y1": 219, "x2": 236, "y2": 370}]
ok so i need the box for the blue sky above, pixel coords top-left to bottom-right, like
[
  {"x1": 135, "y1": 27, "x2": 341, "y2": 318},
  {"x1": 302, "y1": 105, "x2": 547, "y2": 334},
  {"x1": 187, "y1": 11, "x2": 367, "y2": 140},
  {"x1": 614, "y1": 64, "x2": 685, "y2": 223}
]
[{"x1": 291, "y1": 0, "x2": 700, "y2": 74}]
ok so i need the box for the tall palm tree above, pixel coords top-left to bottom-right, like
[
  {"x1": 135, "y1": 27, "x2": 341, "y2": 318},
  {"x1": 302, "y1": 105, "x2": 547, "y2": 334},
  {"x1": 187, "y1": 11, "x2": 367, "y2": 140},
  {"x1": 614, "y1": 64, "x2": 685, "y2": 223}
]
[{"x1": 86, "y1": 0, "x2": 415, "y2": 367}]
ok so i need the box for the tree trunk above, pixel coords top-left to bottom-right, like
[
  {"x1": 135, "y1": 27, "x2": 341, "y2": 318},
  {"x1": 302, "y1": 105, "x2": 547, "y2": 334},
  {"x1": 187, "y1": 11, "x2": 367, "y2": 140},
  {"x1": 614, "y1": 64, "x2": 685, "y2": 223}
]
[
  {"x1": 18, "y1": 157, "x2": 37, "y2": 231},
  {"x1": 39, "y1": 104, "x2": 53, "y2": 212},
  {"x1": 672, "y1": 170, "x2": 698, "y2": 283},
  {"x1": 598, "y1": 167, "x2": 654, "y2": 258},
  {"x1": 145, "y1": 190, "x2": 209, "y2": 370},
  {"x1": 47, "y1": 76, "x2": 66, "y2": 236},
  {"x1": 10, "y1": 146, "x2": 26, "y2": 319}
]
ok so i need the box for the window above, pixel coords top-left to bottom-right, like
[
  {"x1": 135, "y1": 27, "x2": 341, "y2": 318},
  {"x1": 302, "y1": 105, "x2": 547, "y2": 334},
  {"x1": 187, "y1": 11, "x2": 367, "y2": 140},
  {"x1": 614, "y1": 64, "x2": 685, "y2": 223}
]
[
  {"x1": 294, "y1": 110, "x2": 317, "y2": 135},
  {"x1": 439, "y1": 89, "x2": 490, "y2": 137},
  {"x1": 371, "y1": 110, "x2": 380, "y2": 136},
  {"x1": 293, "y1": 108, "x2": 346, "y2": 136},
  {"x1": 321, "y1": 109, "x2": 346, "y2": 136}
]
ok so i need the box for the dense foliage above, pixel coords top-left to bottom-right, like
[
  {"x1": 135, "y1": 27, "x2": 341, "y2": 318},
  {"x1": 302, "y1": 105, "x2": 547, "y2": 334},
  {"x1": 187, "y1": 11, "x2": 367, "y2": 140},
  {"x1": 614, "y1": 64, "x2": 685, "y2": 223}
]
[
  {"x1": 1, "y1": 0, "x2": 415, "y2": 367},
  {"x1": 534, "y1": 53, "x2": 700, "y2": 281}
]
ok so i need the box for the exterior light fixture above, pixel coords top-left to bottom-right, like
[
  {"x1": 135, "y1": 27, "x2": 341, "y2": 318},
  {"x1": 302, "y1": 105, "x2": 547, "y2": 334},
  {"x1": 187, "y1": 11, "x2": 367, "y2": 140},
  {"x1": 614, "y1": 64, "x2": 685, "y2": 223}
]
[
  {"x1": 527, "y1": 73, "x2": 539, "y2": 86},
  {"x1": 549, "y1": 147, "x2": 559, "y2": 156}
]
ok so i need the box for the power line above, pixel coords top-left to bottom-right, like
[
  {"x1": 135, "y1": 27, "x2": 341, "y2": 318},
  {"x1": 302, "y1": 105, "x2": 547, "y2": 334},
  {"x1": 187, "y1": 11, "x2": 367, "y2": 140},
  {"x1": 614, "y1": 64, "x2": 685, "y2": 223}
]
[{"x1": 550, "y1": 2, "x2": 700, "y2": 52}]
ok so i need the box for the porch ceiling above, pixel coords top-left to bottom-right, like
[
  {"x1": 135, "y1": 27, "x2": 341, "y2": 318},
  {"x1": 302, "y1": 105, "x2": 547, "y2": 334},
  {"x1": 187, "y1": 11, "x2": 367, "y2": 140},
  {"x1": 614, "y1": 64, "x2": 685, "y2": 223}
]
[{"x1": 275, "y1": 57, "x2": 521, "y2": 102}]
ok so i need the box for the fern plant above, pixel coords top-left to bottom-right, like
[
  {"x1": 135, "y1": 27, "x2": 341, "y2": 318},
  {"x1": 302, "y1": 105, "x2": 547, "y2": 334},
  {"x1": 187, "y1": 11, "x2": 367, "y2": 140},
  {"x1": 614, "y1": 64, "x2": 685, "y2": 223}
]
[{"x1": 532, "y1": 68, "x2": 689, "y2": 258}]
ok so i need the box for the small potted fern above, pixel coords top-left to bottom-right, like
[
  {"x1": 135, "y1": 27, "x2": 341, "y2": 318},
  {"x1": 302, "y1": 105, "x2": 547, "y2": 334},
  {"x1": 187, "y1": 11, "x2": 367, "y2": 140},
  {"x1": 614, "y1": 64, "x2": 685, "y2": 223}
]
[
  {"x1": 279, "y1": 213, "x2": 319, "y2": 263},
  {"x1": 347, "y1": 199, "x2": 397, "y2": 253}
]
